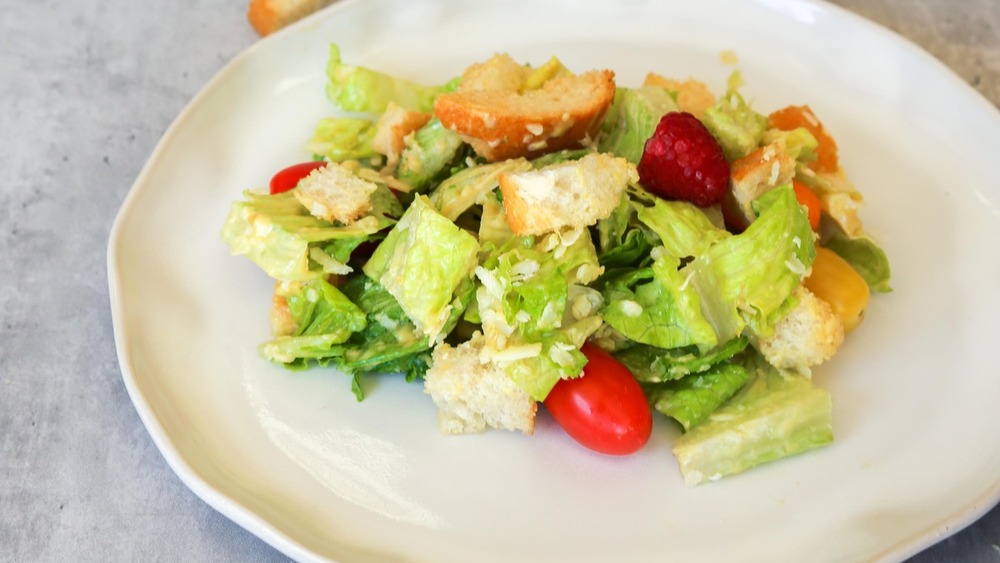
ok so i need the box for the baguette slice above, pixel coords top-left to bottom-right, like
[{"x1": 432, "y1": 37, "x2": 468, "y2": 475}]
[
  {"x1": 247, "y1": 0, "x2": 335, "y2": 36},
  {"x1": 434, "y1": 70, "x2": 616, "y2": 162},
  {"x1": 498, "y1": 152, "x2": 636, "y2": 235}
]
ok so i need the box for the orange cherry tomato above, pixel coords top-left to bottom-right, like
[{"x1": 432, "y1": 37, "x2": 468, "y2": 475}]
[
  {"x1": 792, "y1": 180, "x2": 822, "y2": 231},
  {"x1": 543, "y1": 343, "x2": 653, "y2": 456},
  {"x1": 269, "y1": 161, "x2": 327, "y2": 194},
  {"x1": 768, "y1": 105, "x2": 839, "y2": 173}
]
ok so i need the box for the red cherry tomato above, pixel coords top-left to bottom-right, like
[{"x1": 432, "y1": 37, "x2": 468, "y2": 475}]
[
  {"x1": 543, "y1": 343, "x2": 653, "y2": 455},
  {"x1": 269, "y1": 161, "x2": 327, "y2": 194}
]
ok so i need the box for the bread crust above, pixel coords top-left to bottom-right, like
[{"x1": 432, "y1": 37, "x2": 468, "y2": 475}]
[
  {"x1": 247, "y1": 0, "x2": 334, "y2": 36},
  {"x1": 433, "y1": 70, "x2": 616, "y2": 162}
]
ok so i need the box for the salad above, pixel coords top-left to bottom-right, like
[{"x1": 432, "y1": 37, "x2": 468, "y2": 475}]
[{"x1": 221, "y1": 45, "x2": 891, "y2": 485}]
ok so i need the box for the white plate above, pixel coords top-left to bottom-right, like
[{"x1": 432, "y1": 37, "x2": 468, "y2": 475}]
[{"x1": 108, "y1": 0, "x2": 1000, "y2": 561}]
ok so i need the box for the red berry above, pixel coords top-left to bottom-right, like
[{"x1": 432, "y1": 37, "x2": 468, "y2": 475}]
[{"x1": 637, "y1": 112, "x2": 730, "y2": 207}]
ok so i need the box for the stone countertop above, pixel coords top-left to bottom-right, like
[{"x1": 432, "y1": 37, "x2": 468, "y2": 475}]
[{"x1": 2, "y1": 0, "x2": 998, "y2": 561}]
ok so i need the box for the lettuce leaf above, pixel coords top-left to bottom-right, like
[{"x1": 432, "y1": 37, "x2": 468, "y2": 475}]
[
  {"x1": 671, "y1": 352, "x2": 834, "y2": 486},
  {"x1": 220, "y1": 190, "x2": 384, "y2": 281},
  {"x1": 325, "y1": 44, "x2": 456, "y2": 113},
  {"x1": 363, "y1": 195, "x2": 480, "y2": 342},
  {"x1": 598, "y1": 86, "x2": 680, "y2": 163},
  {"x1": 645, "y1": 362, "x2": 750, "y2": 431}
]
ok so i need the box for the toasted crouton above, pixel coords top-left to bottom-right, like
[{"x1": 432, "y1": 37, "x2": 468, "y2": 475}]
[
  {"x1": 247, "y1": 0, "x2": 334, "y2": 36},
  {"x1": 372, "y1": 103, "x2": 432, "y2": 165},
  {"x1": 497, "y1": 152, "x2": 636, "y2": 235},
  {"x1": 293, "y1": 163, "x2": 376, "y2": 224},
  {"x1": 424, "y1": 336, "x2": 537, "y2": 435},
  {"x1": 727, "y1": 143, "x2": 797, "y2": 228},
  {"x1": 458, "y1": 53, "x2": 531, "y2": 93},
  {"x1": 758, "y1": 286, "x2": 845, "y2": 374},
  {"x1": 643, "y1": 73, "x2": 716, "y2": 118},
  {"x1": 433, "y1": 70, "x2": 616, "y2": 162}
]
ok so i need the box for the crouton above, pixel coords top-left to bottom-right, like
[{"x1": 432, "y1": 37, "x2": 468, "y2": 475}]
[
  {"x1": 726, "y1": 143, "x2": 797, "y2": 228},
  {"x1": 247, "y1": 0, "x2": 334, "y2": 36},
  {"x1": 457, "y1": 53, "x2": 531, "y2": 93},
  {"x1": 372, "y1": 103, "x2": 432, "y2": 165},
  {"x1": 758, "y1": 286, "x2": 845, "y2": 374},
  {"x1": 497, "y1": 152, "x2": 636, "y2": 235},
  {"x1": 424, "y1": 336, "x2": 537, "y2": 434},
  {"x1": 293, "y1": 162, "x2": 376, "y2": 224},
  {"x1": 643, "y1": 73, "x2": 716, "y2": 118},
  {"x1": 433, "y1": 70, "x2": 616, "y2": 162}
]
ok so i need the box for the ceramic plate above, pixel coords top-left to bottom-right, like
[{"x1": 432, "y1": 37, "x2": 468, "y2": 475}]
[{"x1": 108, "y1": 0, "x2": 1000, "y2": 560}]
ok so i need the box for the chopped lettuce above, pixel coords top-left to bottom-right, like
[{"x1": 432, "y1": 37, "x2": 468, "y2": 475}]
[
  {"x1": 475, "y1": 231, "x2": 604, "y2": 400},
  {"x1": 325, "y1": 44, "x2": 456, "y2": 113},
  {"x1": 305, "y1": 117, "x2": 379, "y2": 163},
  {"x1": 220, "y1": 189, "x2": 384, "y2": 281},
  {"x1": 601, "y1": 254, "x2": 718, "y2": 351},
  {"x1": 700, "y1": 75, "x2": 768, "y2": 161},
  {"x1": 429, "y1": 158, "x2": 531, "y2": 221},
  {"x1": 598, "y1": 86, "x2": 680, "y2": 163},
  {"x1": 614, "y1": 336, "x2": 749, "y2": 383},
  {"x1": 683, "y1": 184, "x2": 815, "y2": 342},
  {"x1": 645, "y1": 362, "x2": 750, "y2": 431},
  {"x1": 261, "y1": 278, "x2": 367, "y2": 364},
  {"x1": 363, "y1": 195, "x2": 480, "y2": 342},
  {"x1": 672, "y1": 352, "x2": 834, "y2": 486},
  {"x1": 636, "y1": 198, "x2": 730, "y2": 259},
  {"x1": 397, "y1": 118, "x2": 466, "y2": 192}
]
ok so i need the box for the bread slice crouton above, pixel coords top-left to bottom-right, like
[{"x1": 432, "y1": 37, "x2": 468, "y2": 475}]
[
  {"x1": 372, "y1": 103, "x2": 432, "y2": 166},
  {"x1": 643, "y1": 73, "x2": 716, "y2": 118},
  {"x1": 293, "y1": 163, "x2": 376, "y2": 224},
  {"x1": 247, "y1": 0, "x2": 334, "y2": 36},
  {"x1": 726, "y1": 143, "x2": 797, "y2": 228},
  {"x1": 758, "y1": 286, "x2": 845, "y2": 375},
  {"x1": 424, "y1": 336, "x2": 537, "y2": 435},
  {"x1": 433, "y1": 70, "x2": 616, "y2": 162},
  {"x1": 498, "y1": 152, "x2": 636, "y2": 235},
  {"x1": 458, "y1": 53, "x2": 531, "y2": 93}
]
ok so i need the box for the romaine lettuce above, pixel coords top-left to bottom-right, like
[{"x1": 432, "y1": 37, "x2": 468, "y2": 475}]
[
  {"x1": 672, "y1": 352, "x2": 834, "y2": 486},
  {"x1": 363, "y1": 195, "x2": 480, "y2": 342},
  {"x1": 325, "y1": 44, "x2": 457, "y2": 114}
]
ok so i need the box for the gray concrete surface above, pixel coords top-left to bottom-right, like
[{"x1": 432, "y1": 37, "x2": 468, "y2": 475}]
[{"x1": 1, "y1": 0, "x2": 998, "y2": 561}]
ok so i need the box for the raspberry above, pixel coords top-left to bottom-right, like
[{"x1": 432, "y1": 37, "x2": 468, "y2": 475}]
[{"x1": 637, "y1": 112, "x2": 730, "y2": 207}]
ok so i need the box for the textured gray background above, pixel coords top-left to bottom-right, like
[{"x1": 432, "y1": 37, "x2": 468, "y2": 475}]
[{"x1": 2, "y1": 0, "x2": 998, "y2": 561}]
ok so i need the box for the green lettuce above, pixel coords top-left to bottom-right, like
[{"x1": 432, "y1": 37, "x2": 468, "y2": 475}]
[
  {"x1": 429, "y1": 158, "x2": 531, "y2": 221},
  {"x1": 601, "y1": 254, "x2": 718, "y2": 351},
  {"x1": 598, "y1": 86, "x2": 680, "y2": 163},
  {"x1": 476, "y1": 231, "x2": 604, "y2": 400},
  {"x1": 261, "y1": 278, "x2": 367, "y2": 364},
  {"x1": 614, "y1": 336, "x2": 749, "y2": 383},
  {"x1": 682, "y1": 184, "x2": 815, "y2": 342},
  {"x1": 645, "y1": 362, "x2": 750, "y2": 431},
  {"x1": 363, "y1": 195, "x2": 480, "y2": 341},
  {"x1": 636, "y1": 198, "x2": 730, "y2": 259},
  {"x1": 671, "y1": 352, "x2": 834, "y2": 486},
  {"x1": 220, "y1": 190, "x2": 384, "y2": 281},
  {"x1": 397, "y1": 118, "x2": 466, "y2": 192},
  {"x1": 700, "y1": 75, "x2": 768, "y2": 161},
  {"x1": 325, "y1": 44, "x2": 456, "y2": 113},
  {"x1": 305, "y1": 117, "x2": 379, "y2": 163}
]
